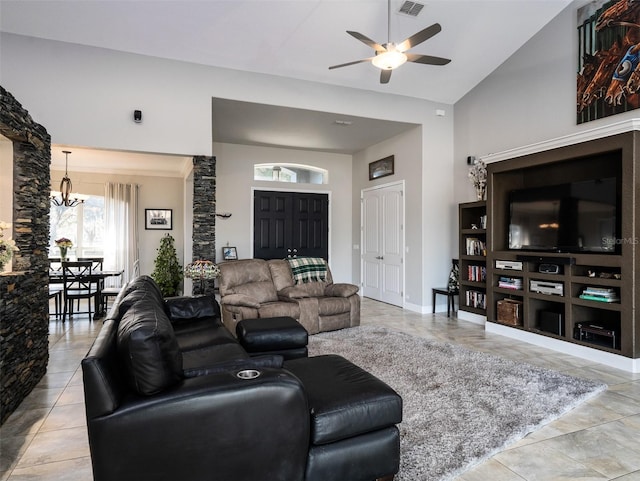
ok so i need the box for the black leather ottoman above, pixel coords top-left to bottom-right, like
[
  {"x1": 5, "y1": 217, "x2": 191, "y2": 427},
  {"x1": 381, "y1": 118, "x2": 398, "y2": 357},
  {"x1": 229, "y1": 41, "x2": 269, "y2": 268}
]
[
  {"x1": 284, "y1": 354, "x2": 402, "y2": 481},
  {"x1": 236, "y1": 316, "x2": 308, "y2": 360}
]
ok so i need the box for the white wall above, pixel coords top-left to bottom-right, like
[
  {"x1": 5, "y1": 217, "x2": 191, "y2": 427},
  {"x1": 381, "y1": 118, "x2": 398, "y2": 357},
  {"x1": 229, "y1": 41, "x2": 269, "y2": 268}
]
[
  {"x1": 353, "y1": 127, "x2": 424, "y2": 306},
  {"x1": 184, "y1": 169, "x2": 194, "y2": 294},
  {"x1": 352, "y1": 120, "x2": 455, "y2": 310},
  {"x1": 214, "y1": 142, "x2": 353, "y2": 282},
  {"x1": 7, "y1": 3, "x2": 633, "y2": 310},
  {"x1": 0, "y1": 34, "x2": 212, "y2": 156},
  {"x1": 454, "y1": 3, "x2": 640, "y2": 204},
  {"x1": 1, "y1": 136, "x2": 13, "y2": 273},
  {"x1": 51, "y1": 168, "x2": 184, "y2": 279},
  {"x1": 0, "y1": 137, "x2": 12, "y2": 224},
  {"x1": 1, "y1": 32, "x2": 456, "y2": 310},
  {"x1": 0, "y1": 33, "x2": 452, "y2": 157}
]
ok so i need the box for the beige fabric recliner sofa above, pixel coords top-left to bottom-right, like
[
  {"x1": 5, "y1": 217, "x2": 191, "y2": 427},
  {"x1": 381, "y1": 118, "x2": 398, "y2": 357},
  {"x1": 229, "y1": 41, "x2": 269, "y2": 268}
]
[{"x1": 218, "y1": 258, "x2": 360, "y2": 335}]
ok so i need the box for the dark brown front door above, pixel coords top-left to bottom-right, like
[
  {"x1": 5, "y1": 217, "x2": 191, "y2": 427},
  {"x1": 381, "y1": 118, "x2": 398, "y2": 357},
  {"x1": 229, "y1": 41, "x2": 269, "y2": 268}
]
[{"x1": 253, "y1": 190, "x2": 329, "y2": 260}]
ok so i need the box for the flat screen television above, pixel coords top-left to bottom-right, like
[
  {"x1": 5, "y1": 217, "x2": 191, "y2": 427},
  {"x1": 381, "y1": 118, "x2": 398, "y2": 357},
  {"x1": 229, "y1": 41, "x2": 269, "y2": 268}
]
[{"x1": 508, "y1": 177, "x2": 619, "y2": 254}]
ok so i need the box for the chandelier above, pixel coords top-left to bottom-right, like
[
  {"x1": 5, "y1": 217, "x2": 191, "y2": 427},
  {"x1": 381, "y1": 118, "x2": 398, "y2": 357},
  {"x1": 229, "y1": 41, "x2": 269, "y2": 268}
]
[{"x1": 50, "y1": 150, "x2": 87, "y2": 207}]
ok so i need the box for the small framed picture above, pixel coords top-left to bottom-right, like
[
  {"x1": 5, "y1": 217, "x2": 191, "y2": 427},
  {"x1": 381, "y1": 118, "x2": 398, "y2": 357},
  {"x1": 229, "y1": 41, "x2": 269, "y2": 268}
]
[
  {"x1": 145, "y1": 209, "x2": 173, "y2": 230},
  {"x1": 222, "y1": 246, "x2": 238, "y2": 261},
  {"x1": 369, "y1": 155, "x2": 394, "y2": 180}
]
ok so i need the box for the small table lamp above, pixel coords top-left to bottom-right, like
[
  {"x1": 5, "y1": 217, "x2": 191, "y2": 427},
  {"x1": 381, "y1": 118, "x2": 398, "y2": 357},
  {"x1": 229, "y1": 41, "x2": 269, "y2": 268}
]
[{"x1": 184, "y1": 259, "x2": 220, "y2": 295}]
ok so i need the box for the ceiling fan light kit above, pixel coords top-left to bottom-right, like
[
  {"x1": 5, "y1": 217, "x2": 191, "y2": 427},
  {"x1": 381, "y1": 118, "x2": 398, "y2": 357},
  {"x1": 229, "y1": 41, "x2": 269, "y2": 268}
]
[
  {"x1": 329, "y1": 0, "x2": 450, "y2": 84},
  {"x1": 371, "y1": 48, "x2": 407, "y2": 70}
]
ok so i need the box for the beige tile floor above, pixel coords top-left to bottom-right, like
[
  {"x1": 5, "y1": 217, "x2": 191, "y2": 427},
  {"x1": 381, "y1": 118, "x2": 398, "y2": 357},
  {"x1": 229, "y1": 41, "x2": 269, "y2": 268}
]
[{"x1": 1, "y1": 298, "x2": 639, "y2": 481}]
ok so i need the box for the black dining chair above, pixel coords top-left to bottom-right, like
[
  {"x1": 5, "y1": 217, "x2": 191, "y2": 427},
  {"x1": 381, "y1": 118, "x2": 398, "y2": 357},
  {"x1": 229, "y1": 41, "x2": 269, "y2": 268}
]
[
  {"x1": 48, "y1": 258, "x2": 64, "y2": 319},
  {"x1": 101, "y1": 259, "x2": 139, "y2": 313},
  {"x1": 62, "y1": 261, "x2": 99, "y2": 322},
  {"x1": 77, "y1": 257, "x2": 104, "y2": 310},
  {"x1": 49, "y1": 257, "x2": 63, "y2": 273},
  {"x1": 48, "y1": 285, "x2": 63, "y2": 319},
  {"x1": 78, "y1": 257, "x2": 104, "y2": 270},
  {"x1": 432, "y1": 259, "x2": 459, "y2": 317}
]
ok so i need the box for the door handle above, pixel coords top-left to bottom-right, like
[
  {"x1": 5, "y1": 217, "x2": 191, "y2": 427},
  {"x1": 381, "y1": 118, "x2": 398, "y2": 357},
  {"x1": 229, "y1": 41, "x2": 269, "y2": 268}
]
[{"x1": 376, "y1": 256, "x2": 384, "y2": 260}]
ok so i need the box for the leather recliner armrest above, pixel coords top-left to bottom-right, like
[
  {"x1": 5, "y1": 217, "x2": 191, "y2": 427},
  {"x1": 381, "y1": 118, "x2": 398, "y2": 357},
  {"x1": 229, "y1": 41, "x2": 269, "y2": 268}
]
[
  {"x1": 324, "y1": 283, "x2": 359, "y2": 298},
  {"x1": 183, "y1": 354, "x2": 284, "y2": 378},
  {"x1": 165, "y1": 295, "x2": 221, "y2": 323},
  {"x1": 278, "y1": 286, "x2": 310, "y2": 300},
  {"x1": 88, "y1": 369, "x2": 310, "y2": 481},
  {"x1": 221, "y1": 293, "x2": 261, "y2": 308}
]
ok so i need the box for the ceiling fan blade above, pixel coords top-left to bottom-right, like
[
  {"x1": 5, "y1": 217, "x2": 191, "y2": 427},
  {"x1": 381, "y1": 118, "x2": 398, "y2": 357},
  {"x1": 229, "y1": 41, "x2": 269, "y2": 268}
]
[
  {"x1": 406, "y1": 53, "x2": 451, "y2": 66},
  {"x1": 347, "y1": 31, "x2": 386, "y2": 52},
  {"x1": 397, "y1": 23, "x2": 442, "y2": 52},
  {"x1": 380, "y1": 69, "x2": 392, "y2": 84},
  {"x1": 329, "y1": 57, "x2": 375, "y2": 70}
]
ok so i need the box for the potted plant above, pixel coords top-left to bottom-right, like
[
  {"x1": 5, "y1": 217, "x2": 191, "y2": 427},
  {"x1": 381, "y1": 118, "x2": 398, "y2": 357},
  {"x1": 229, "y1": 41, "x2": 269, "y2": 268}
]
[{"x1": 151, "y1": 234, "x2": 183, "y2": 297}]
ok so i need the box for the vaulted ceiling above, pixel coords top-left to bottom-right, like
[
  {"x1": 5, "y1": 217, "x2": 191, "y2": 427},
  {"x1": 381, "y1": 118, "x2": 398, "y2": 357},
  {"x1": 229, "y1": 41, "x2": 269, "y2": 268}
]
[
  {"x1": 1, "y1": 0, "x2": 575, "y2": 167},
  {"x1": 0, "y1": 0, "x2": 572, "y2": 103}
]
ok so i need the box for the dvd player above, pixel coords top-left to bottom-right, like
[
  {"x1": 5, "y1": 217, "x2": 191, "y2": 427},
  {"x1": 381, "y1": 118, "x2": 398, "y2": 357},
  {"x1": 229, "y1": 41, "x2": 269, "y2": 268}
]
[
  {"x1": 530, "y1": 280, "x2": 564, "y2": 296},
  {"x1": 495, "y1": 260, "x2": 523, "y2": 271}
]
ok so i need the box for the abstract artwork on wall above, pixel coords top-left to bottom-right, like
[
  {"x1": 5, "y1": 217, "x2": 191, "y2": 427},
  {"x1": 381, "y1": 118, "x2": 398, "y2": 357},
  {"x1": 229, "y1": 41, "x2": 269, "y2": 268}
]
[{"x1": 577, "y1": 0, "x2": 640, "y2": 124}]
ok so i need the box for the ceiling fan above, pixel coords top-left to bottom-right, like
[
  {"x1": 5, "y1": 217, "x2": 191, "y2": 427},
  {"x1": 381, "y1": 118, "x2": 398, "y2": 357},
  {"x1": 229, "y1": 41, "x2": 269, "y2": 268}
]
[{"x1": 329, "y1": 0, "x2": 451, "y2": 84}]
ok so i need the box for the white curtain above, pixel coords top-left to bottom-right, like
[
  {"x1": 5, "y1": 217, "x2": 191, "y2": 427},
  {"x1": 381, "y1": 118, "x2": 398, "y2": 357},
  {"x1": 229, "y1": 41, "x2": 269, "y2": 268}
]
[{"x1": 104, "y1": 183, "x2": 139, "y2": 287}]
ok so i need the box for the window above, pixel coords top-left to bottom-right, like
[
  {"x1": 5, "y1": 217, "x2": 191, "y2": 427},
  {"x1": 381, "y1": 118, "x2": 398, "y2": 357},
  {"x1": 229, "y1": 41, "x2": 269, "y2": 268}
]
[
  {"x1": 254, "y1": 163, "x2": 328, "y2": 184},
  {"x1": 49, "y1": 196, "x2": 105, "y2": 258}
]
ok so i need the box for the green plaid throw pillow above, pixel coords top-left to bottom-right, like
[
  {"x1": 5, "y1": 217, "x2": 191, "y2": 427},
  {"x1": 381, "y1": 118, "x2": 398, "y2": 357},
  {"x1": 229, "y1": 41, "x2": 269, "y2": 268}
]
[{"x1": 286, "y1": 257, "x2": 327, "y2": 284}]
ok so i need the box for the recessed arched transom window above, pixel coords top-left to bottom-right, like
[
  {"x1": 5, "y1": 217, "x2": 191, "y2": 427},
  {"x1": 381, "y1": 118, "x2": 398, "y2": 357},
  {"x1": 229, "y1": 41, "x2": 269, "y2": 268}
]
[{"x1": 254, "y1": 163, "x2": 328, "y2": 185}]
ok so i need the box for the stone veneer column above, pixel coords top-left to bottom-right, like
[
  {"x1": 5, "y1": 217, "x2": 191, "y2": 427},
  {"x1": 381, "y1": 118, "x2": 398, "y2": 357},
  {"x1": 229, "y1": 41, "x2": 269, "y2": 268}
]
[
  {"x1": 0, "y1": 86, "x2": 51, "y2": 424},
  {"x1": 191, "y1": 156, "x2": 216, "y2": 296}
]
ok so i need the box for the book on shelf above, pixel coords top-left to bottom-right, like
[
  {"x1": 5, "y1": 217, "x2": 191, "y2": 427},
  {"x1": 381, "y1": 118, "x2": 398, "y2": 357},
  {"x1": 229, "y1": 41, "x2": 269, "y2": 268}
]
[
  {"x1": 579, "y1": 287, "x2": 619, "y2": 303},
  {"x1": 465, "y1": 290, "x2": 486, "y2": 309},
  {"x1": 579, "y1": 294, "x2": 620, "y2": 303},
  {"x1": 583, "y1": 287, "x2": 616, "y2": 295},
  {"x1": 465, "y1": 237, "x2": 486, "y2": 256},
  {"x1": 467, "y1": 265, "x2": 486, "y2": 282}
]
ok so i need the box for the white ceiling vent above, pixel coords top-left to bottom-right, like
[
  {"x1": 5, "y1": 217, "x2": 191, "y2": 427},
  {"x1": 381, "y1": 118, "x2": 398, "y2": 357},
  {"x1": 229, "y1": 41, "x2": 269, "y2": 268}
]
[{"x1": 398, "y1": 1, "x2": 424, "y2": 17}]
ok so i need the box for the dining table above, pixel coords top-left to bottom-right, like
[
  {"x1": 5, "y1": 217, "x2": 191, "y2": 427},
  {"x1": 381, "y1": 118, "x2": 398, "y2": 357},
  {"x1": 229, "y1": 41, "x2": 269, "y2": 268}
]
[{"x1": 49, "y1": 268, "x2": 124, "y2": 319}]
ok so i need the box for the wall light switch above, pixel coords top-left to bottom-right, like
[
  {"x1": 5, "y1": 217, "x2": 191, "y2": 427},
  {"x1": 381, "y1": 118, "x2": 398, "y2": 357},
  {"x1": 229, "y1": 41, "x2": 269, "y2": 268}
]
[{"x1": 353, "y1": 244, "x2": 359, "y2": 250}]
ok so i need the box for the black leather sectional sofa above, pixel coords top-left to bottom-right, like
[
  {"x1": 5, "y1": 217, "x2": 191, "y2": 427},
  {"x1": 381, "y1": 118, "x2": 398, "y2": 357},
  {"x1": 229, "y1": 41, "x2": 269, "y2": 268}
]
[{"x1": 82, "y1": 275, "x2": 403, "y2": 481}]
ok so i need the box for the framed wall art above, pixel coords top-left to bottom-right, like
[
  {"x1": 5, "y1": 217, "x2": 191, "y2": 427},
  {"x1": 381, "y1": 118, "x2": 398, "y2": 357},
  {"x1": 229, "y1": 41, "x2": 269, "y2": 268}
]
[
  {"x1": 145, "y1": 209, "x2": 173, "y2": 230},
  {"x1": 577, "y1": 0, "x2": 640, "y2": 124},
  {"x1": 222, "y1": 246, "x2": 238, "y2": 260},
  {"x1": 369, "y1": 155, "x2": 394, "y2": 180}
]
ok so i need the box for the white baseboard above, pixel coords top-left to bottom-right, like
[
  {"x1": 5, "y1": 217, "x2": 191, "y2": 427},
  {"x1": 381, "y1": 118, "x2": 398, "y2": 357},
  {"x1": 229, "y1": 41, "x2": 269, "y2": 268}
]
[
  {"x1": 485, "y1": 322, "x2": 639, "y2": 373},
  {"x1": 404, "y1": 300, "x2": 429, "y2": 314},
  {"x1": 392, "y1": 301, "x2": 638, "y2": 372},
  {"x1": 456, "y1": 310, "x2": 486, "y2": 326}
]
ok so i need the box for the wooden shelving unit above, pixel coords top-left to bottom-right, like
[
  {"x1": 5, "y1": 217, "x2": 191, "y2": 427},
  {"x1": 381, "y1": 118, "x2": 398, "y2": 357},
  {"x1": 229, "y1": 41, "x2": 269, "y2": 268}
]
[
  {"x1": 459, "y1": 201, "x2": 487, "y2": 316},
  {"x1": 485, "y1": 132, "x2": 638, "y2": 359}
]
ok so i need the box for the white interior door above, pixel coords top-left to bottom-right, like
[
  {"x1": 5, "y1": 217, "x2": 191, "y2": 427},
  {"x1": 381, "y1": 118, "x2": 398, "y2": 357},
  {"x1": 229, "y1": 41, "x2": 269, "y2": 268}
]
[
  {"x1": 362, "y1": 183, "x2": 404, "y2": 306},
  {"x1": 362, "y1": 191, "x2": 382, "y2": 299}
]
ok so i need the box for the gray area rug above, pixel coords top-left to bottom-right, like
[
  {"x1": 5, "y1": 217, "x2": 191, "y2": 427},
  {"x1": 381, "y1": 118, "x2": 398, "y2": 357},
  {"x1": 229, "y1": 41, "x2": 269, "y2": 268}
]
[{"x1": 308, "y1": 326, "x2": 607, "y2": 481}]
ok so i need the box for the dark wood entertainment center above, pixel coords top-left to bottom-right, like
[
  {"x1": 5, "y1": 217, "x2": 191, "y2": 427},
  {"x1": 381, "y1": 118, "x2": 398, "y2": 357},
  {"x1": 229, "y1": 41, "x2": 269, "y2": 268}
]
[{"x1": 485, "y1": 131, "x2": 638, "y2": 360}]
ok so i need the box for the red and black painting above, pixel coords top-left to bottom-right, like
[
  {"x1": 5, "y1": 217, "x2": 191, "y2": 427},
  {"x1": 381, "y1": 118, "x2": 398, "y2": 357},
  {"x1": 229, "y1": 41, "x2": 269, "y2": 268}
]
[{"x1": 577, "y1": 0, "x2": 640, "y2": 124}]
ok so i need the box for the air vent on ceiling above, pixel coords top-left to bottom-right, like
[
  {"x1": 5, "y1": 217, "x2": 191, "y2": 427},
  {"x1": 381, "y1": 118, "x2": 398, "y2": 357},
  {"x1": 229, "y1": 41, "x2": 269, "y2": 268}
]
[{"x1": 398, "y1": 1, "x2": 424, "y2": 17}]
